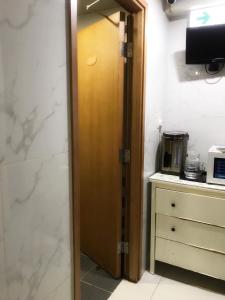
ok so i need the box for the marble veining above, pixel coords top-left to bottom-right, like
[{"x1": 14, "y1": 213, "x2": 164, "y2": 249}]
[
  {"x1": 5, "y1": 100, "x2": 61, "y2": 161},
  {"x1": 11, "y1": 161, "x2": 44, "y2": 208},
  {"x1": 0, "y1": 0, "x2": 38, "y2": 30},
  {"x1": 0, "y1": 0, "x2": 69, "y2": 165},
  {"x1": 1, "y1": 154, "x2": 72, "y2": 300},
  {"x1": 0, "y1": 60, "x2": 68, "y2": 164},
  {"x1": 0, "y1": 0, "x2": 72, "y2": 299}
]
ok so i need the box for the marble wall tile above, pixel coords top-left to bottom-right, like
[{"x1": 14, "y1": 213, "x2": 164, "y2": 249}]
[
  {"x1": 0, "y1": 0, "x2": 72, "y2": 299},
  {"x1": 43, "y1": 277, "x2": 72, "y2": 300},
  {"x1": 1, "y1": 153, "x2": 72, "y2": 300},
  {"x1": 0, "y1": 177, "x2": 7, "y2": 300},
  {"x1": 0, "y1": 0, "x2": 69, "y2": 165},
  {"x1": 0, "y1": 177, "x2": 4, "y2": 242},
  {"x1": 0, "y1": 36, "x2": 6, "y2": 165},
  {"x1": 0, "y1": 240, "x2": 7, "y2": 300}
]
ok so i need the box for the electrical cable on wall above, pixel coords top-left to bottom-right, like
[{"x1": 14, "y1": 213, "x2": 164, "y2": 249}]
[
  {"x1": 205, "y1": 76, "x2": 224, "y2": 85},
  {"x1": 204, "y1": 63, "x2": 225, "y2": 84}
]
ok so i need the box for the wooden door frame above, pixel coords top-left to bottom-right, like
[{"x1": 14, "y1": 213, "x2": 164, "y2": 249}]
[
  {"x1": 116, "y1": 0, "x2": 147, "y2": 283},
  {"x1": 68, "y1": 0, "x2": 147, "y2": 298}
]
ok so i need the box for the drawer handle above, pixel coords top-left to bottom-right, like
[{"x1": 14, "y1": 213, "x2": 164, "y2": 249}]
[
  {"x1": 171, "y1": 203, "x2": 176, "y2": 208},
  {"x1": 171, "y1": 227, "x2": 176, "y2": 232}
]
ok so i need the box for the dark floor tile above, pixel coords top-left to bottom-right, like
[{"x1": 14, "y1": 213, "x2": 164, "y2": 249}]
[
  {"x1": 82, "y1": 265, "x2": 121, "y2": 293},
  {"x1": 81, "y1": 282, "x2": 111, "y2": 300},
  {"x1": 81, "y1": 254, "x2": 97, "y2": 279}
]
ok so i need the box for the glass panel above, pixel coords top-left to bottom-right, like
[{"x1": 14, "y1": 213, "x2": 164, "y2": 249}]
[{"x1": 214, "y1": 158, "x2": 225, "y2": 179}]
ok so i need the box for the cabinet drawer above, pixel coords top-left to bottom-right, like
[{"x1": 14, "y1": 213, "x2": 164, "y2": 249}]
[
  {"x1": 156, "y1": 188, "x2": 225, "y2": 227},
  {"x1": 155, "y1": 238, "x2": 225, "y2": 281},
  {"x1": 156, "y1": 214, "x2": 225, "y2": 254}
]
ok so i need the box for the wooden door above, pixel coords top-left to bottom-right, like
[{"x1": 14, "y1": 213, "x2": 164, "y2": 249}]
[{"x1": 78, "y1": 12, "x2": 126, "y2": 278}]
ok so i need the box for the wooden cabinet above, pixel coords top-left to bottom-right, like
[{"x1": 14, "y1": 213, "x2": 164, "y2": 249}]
[{"x1": 150, "y1": 173, "x2": 225, "y2": 281}]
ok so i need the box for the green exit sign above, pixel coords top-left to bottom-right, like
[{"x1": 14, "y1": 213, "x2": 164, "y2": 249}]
[{"x1": 189, "y1": 5, "x2": 225, "y2": 28}]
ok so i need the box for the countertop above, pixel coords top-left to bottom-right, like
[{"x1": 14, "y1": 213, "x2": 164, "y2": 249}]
[{"x1": 149, "y1": 172, "x2": 225, "y2": 192}]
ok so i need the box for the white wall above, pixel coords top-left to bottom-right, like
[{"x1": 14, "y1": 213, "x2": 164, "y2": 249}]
[
  {"x1": 163, "y1": 18, "x2": 225, "y2": 164},
  {"x1": 143, "y1": 1, "x2": 225, "y2": 271},
  {"x1": 142, "y1": 0, "x2": 169, "y2": 270},
  {"x1": 144, "y1": 0, "x2": 169, "y2": 176},
  {"x1": 145, "y1": 1, "x2": 225, "y2": 172},
  {"x1": 0, "y1": 0, "x2": 72, "y2": 299}
]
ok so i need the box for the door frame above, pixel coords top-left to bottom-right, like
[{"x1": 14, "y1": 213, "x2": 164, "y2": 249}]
[{"x1": 68, "y1": 0, "x2": 148, "y2": 298}]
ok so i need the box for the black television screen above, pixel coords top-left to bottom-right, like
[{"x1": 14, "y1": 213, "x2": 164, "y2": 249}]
[{"x1": 186, "y1": 24, "x2": 225, "y2": 65}]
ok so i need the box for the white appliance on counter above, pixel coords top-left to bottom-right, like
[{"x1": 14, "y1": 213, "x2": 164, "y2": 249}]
[{"x1": 207, "y1": 145, "x2": 225, "y2": 185}]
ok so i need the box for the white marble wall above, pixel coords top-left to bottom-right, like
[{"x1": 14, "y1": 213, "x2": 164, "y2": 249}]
[{"x1": 0, "y1": 0, "x2": 72, "y2": 299}]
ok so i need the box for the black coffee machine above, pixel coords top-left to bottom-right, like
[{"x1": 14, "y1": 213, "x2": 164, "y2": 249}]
[{"x1": 161, "y1": 131, "x2": 189, "y2": 176}]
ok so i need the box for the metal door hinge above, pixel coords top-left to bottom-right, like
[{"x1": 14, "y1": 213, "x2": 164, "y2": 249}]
[
  {"x1": 119, "y1": 149, "x2": 131, "y2": 164},
  {"x1": 121, "y1": 42, "x2": 133, "y2": 58},
  {"x1": 117, "y1": 241, "x2": 129, "y2": 254}
]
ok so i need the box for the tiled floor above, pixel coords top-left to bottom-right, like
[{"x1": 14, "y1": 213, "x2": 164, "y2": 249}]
[
  {"x1": 80, "y1": 253, "x2": 121, "y2": 300},
  {"x1": 109, "y1": 272, "x2": 225, "y2": 300},
  {"x1": 81, "y1": 254, "x2": 225, "y2": 300}
]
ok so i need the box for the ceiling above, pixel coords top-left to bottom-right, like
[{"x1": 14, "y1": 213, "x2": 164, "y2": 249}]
[{"x1": 78, "y1": 0, "x2": 120, "y2": 15}]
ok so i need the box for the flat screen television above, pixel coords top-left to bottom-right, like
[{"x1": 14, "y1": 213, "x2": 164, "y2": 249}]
[{"x1": 186, "y1": 24, "x2": 225, "y2": 65}]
